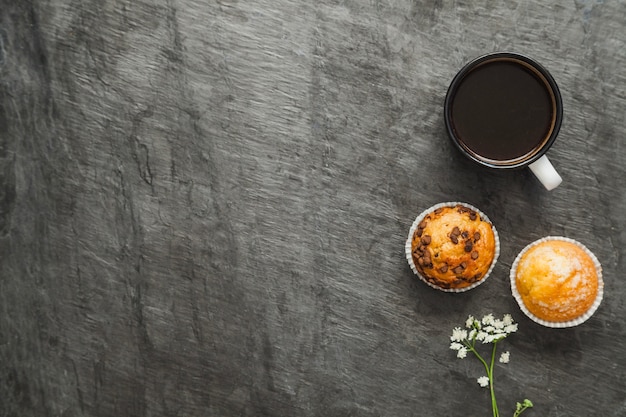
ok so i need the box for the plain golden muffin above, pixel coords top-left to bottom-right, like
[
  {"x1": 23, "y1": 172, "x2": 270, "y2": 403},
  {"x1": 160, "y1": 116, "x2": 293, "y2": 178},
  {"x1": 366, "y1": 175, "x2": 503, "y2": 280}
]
[
  {"x1": 514, "y1": 240, "x2": 599, "y2": 323},
  {"x1": 410, "y1": 205, "x2": 496, "y2": 290}
]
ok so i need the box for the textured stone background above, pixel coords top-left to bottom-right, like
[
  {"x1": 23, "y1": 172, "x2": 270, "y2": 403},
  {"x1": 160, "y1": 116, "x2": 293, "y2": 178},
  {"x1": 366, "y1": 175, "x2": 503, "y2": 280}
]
[{"x1": 1, "y1": 0, "x2": 625, "y2": 416}]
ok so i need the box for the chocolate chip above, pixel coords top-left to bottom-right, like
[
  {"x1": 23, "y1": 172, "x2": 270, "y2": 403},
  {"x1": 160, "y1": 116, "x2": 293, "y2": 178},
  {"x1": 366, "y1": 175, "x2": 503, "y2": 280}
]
[
  {"x1": 450, "y1": 234, "x2": 459, "y2": 244},
  {"x1": 469, "y1": 211, "x2": 477, "y2": 220},
  {"x1": 451, "y1": 226, "x2": 461, "y2": 236},
  {"x1": 464, "y1": 241, "x2": 473, "y2": 252},
  {"x1": 421, "y1": 235, "x2": 431, "y2": 245},
  {"x1": 417, "y1": 257, "x2": 425, "y2": 266},
  {"x1": 461, "y1": 231, "x2": 469, "y2": 239},
  {"x1": 460, "y1": 261, "x2": 467, "y2": 269},
  {"x1": 434, "y1": 208, "x2": 443, "y2": 214},
  {"x1": 422, "y1": 250, "x2": 432, "y2": 267},
  {"x1": 471, "y1": 250, "x2": 479, "y2": 260},
  {"x1": 418, "y1": 221, "x2": 427, "y2": 229},
  {"x1": 473, "y1": 232, "x2": 481, "y2": 242},
  {"x1": 453, "y1": 266, "x2": 464, "y2": 275},
  {"x1": 439, "y1": 264, "x2": 448, "y2": 273},
  {"x1": 416, "y1": 228, "x2": 423, "y2": 237}
]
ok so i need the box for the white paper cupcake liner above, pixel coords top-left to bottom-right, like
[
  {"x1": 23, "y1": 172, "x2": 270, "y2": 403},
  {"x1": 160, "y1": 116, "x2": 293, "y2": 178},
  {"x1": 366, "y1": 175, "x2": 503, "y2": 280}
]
[
  {"x1": 405, "y1": 202, "x2": 500, "y2": 293},
  {"x1": 509, "y1": 236, "x2": 604, "y2": 328}
]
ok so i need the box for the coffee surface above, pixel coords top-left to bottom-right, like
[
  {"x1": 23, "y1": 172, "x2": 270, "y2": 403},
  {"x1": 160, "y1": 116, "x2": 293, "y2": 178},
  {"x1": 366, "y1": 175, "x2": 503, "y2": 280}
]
[{"x1": 450, "y1": 60, "x2": 554, "y2": 163}]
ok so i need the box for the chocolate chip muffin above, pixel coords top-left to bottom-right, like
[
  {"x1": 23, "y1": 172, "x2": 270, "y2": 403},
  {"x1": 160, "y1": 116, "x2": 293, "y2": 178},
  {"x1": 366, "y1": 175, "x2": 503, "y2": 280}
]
[
  {"x1": 511, "y1": 237, "x2": 603, "y2": 327},
  {"x1": 406, "y1": 203, "x2": 498, "y2": 291}
]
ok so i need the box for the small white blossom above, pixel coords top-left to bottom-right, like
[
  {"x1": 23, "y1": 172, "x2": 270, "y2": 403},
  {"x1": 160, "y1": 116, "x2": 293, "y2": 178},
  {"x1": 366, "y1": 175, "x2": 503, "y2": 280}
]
[
  {"x1": 477, "y1": 376, "x2": 490, "y2": 387},
  {"x1": 450, "y1": 342, "x2": 464, "y2": 351},
  {"x1": 482, "y1": 314, "x2": 495, "y2": 326},
  {"x1": 505, "y1": 323, "x2": 518, "y2": 334},
  {"x1": 499, "y1": 351, "x2": 510, "y2": 363},
  {"x1": 503, "y1": 314, "x2": 513, "y2": 326},
  {"x1": 465, "y1": 315, "x2": 475, "y2": 328},
  {"x1": 494, "y1": 332, "x2": 507, "y2": 341},
  {"x1": 457, "y1": 347, "x2": 468, "y2": 359},
  {"x1": 450, "y1": 327, "x2": 468, "y2": 342},
  {"x1": 468, "y1": 329, "x2": 477, "y2": 341},
  {"x1": 493, "y1": 319, "x2": 505, "y2": 330},
  {"x1": 475, "y1": 331, "x2": 487, "y2": 342}
]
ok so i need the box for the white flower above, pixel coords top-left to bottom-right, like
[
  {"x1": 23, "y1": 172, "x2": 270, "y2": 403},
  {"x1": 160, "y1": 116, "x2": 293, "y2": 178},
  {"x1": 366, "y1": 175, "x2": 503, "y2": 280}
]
[
  {"x1": 450, "y1": 327, "x2": 468, "y2": 342},
  {"x1": 450, "y1": 342, "x2": 464, "y2": 351},
  {"x1": 468, "y1": 329, "x2": 477, "y2": 341},
  {"x1": 450, "y1": 342, "x2": 468, "y2": 359},
  {"x1": 504, "y1": 323, "x2": 518, "y2": 334},
  {"x1": 503, "y1": 314, "x2": 514, "y2": 326},
  {"x1": 499, "y1": 351, "x2": 510, "y2": 363},
  {"x1": 493, "y1": 319, "x2": 505, "y2": 330},
  {"x1": 457, "y1": 347, "x2": 468, "y2": 359},
  {"x1": 465, "y1": 315, "x2": 475, "y2": 328},
  {"x1": 482, "y1": 314, "x2": 495, "y2": 326},
  {"x1": 477, "y1": 376, "x2": 490, "y2": 387},
  {"x1": 476, "y1": 331, "x2": 487, "y2": 342}
]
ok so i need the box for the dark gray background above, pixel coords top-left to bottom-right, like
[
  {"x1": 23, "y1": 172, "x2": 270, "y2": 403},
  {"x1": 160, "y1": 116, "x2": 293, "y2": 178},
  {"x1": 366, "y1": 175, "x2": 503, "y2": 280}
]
[{"x1": 1, "y1": 0, "x2": 625, "y2": 416}]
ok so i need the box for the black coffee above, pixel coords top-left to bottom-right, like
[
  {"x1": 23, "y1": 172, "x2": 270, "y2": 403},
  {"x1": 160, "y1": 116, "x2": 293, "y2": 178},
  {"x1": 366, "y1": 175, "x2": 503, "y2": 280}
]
[{"x1": 449, "y1": 59, "x2": 555, "y2": 163}]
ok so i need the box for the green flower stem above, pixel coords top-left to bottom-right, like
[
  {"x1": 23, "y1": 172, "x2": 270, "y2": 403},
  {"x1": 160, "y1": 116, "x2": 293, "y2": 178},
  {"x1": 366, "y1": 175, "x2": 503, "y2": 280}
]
[
  {"x1": 489, "y1": 342, "x2": 499, "y2": 417},
  {"x1": 466, "y1": 340, "x2": 499, "y2": 417}
]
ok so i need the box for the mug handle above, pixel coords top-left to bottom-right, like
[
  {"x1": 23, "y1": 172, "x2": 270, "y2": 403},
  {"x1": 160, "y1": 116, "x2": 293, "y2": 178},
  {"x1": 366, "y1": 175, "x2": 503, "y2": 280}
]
[{"x1": 529, "y1": 155, "x2": 562, "y2": 191}]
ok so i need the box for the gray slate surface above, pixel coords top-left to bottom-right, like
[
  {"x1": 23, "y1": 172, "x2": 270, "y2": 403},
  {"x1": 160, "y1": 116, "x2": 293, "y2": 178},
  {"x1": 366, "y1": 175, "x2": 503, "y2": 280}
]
[{"x1": 1, "y1": 0, "x2": 625, "y2": 416}]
